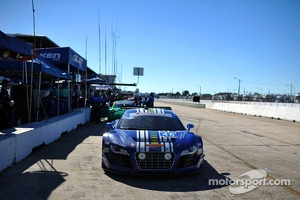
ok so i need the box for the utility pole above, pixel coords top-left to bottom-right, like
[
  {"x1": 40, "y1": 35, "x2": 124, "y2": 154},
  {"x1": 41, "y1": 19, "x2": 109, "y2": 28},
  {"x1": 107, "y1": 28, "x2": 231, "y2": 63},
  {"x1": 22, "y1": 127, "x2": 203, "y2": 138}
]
[
  {"x1": 234, "y1": 77, "x2": 241, "y2": 96},
  {"x1": 286, "y1": 83, "x2": 293, "y2": 96},
  {"x1": 196, "y1": 85, "x2": 201, "y2": 103},
  {"x1": 98, "y1": 9, "x2": 101, "y2": 74}
]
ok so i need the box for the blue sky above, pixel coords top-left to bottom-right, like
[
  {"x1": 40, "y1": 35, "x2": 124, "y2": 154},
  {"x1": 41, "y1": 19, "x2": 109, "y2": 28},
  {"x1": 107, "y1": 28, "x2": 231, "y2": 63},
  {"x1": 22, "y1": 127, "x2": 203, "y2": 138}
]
[{"x1": 1, "y1": 0, "x2": 299, "y2": 95}]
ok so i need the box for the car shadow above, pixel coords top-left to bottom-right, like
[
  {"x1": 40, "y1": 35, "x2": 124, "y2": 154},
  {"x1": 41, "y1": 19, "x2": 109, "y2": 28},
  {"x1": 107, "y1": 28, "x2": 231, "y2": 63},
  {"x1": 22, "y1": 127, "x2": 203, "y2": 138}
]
[{"x1": 105, "y1": 160, "x2": 232, "y2": 192}]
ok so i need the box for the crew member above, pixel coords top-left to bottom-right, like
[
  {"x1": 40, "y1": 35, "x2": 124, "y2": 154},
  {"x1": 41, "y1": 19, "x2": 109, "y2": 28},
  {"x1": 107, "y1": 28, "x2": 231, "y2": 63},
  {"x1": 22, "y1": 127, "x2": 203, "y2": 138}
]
[
  {"x1": 90, "y1": 90, "x2": 101, "y2": 123},
  {"x1": 0, "y1": 80, "x2": 15, "y2": 130},
  {"x1": 147, "y1": 92, "x2": 155, "y2": 108}
]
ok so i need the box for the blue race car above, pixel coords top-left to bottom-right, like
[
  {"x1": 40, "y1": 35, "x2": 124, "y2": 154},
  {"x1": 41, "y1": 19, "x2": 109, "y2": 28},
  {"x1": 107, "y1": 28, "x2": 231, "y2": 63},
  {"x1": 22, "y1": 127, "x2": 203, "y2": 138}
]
[{"x1": 102, "y1": 108, "x2": 205, "y2": 176}]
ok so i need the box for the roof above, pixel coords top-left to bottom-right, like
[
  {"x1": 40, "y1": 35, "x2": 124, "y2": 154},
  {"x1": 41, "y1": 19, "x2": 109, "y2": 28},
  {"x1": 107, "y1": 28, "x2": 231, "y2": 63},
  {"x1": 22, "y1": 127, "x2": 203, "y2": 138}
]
[
  {"x1": 123, "y1": 108, "x2": 176, "y2": 118},
  {"x1": 0, "y1": 30, "x2": 33, "y2": 57},
  {"x1": 6, "y1": 33, "x2": 59, "y2": 48}
]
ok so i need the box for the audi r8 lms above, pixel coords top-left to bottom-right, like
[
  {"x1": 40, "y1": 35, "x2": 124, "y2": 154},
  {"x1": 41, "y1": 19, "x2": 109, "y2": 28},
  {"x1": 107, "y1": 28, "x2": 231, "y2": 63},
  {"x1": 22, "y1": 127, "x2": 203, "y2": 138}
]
[{"x1": 102, "y1": 108, "x2": 205, "y2": 176}]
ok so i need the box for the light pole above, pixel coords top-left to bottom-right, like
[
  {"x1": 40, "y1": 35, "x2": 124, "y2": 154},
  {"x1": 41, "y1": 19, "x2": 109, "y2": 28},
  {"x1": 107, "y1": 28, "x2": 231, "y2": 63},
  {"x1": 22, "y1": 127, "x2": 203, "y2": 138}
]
[
  {"x1": 256, "y1": 87, "x2": 263, "y2": 94},
  {"x1": 196, "y1": 85, "x2": 201, "y2": 103},
  {"x1": 286, "y1": 83, "x2": 293, "y2": 96},
  {"x1": 180, "y1": 88, "x2": 183, "y2": 98},
  {"x1": 234, "y1": 77, "x2": 241, "y2": 96},
  {"x1": 256, "y1": 87, "x2": 263, "y2": 101}
]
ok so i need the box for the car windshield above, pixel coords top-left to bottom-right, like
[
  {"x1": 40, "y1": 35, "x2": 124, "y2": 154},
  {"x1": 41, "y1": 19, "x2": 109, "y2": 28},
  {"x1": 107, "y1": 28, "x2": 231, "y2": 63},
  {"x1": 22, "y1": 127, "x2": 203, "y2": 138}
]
[
  {"x1": 117, "y1": 115, "x2": 185, "y2": 130},
  {"x1": 115, "y1": 101, "x2": 134, "y2": 108}
]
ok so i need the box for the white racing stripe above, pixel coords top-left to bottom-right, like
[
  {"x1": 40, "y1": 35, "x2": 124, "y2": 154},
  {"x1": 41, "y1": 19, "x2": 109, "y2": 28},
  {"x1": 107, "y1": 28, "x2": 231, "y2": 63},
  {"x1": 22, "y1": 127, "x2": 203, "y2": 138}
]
[{"x1": 136, "y1": 130, "x2": 174, "y2": 152}]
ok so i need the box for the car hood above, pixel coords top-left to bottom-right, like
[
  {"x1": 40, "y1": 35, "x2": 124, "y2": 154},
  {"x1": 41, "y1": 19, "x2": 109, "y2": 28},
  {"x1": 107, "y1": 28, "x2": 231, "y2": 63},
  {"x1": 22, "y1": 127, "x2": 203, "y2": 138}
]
[{"x1": 112, "y1": 129, "x2": 196, "y2": 152}]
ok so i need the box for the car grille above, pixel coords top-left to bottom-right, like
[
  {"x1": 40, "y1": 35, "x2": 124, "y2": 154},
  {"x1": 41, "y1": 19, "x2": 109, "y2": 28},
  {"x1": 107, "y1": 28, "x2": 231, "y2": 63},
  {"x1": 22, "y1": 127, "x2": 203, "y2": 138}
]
[
  {"x1": 177, "y1": 153, "x2": 197, "y2": 168},
  {"x1": 135, "y1": 152, "x2": 175, "y2": 170},
  {"x1": 110, "y1": 152, "x2": 133, "y2": 168}
]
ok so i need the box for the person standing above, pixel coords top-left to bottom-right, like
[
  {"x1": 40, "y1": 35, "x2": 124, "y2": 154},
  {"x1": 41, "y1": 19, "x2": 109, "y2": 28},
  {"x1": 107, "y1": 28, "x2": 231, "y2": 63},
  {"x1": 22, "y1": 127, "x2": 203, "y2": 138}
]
[
  {"x1": 99, "y1": 90, "x2": 107, "y2": 119},
  {"x1": 147, "y1": 92, "x2": 155, "y2": 108},
  {"x1": 0, "y1": 80, "x2": 15, "y2": 130},
  {"x1": 90, "y1": 90, "x2": 101, "y2": 123},
  {"x1": 41, "y1": 90, "x2": 54, "y2": 119}
]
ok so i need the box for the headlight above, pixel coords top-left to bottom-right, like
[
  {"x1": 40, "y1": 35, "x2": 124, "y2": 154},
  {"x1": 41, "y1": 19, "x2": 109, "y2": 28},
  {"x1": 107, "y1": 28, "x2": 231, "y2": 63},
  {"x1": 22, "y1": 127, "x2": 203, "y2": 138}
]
[
  {"x1": 110, "y1": 144, "x2": 129, "y2": 155},
  {"x1": 164, "y1": 153, "x2": 172, "y2": 160},
  {"x1": 197, "y1": 148, "x2": 203, "y2": 155},
  {"x1": 180, "y1": 145, "x2": 197, "y2": 156},
  {"x1": 138, "y1": 153, "x2": 146, "y2": 160}
]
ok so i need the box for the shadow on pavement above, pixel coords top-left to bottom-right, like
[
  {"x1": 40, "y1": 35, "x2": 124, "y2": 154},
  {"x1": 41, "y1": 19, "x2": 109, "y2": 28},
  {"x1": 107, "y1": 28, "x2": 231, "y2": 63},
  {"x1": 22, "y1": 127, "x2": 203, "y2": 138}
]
[
  {"x1": 105, "y1": 160, "x2": 231, "y2": 192},
  {"x1": 0, "y1": 121, "x2": 107, "y2": 200}
]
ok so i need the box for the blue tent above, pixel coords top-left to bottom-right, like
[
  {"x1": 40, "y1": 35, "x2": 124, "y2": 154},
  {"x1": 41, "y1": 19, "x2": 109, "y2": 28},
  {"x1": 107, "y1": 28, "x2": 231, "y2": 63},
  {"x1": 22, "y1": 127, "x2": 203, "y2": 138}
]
[
  {"x1": 35, "y1": 57, "x2": 72, "y2": 79},
  {"x1": 0, "y1": 59, "x2": 71, "y2": 80},
  {"x1": 37, "y1": 47, "x2": 87, "y2": 72},
  {"x1": 84, "y1": 73, "x2": 107, "y2": 83},
  {"x1": 0, "y1": 30, "x2": 33, "y2": 58},
  {"x1": 37, "y1": 47, "x2": 89, "y2": 112}
]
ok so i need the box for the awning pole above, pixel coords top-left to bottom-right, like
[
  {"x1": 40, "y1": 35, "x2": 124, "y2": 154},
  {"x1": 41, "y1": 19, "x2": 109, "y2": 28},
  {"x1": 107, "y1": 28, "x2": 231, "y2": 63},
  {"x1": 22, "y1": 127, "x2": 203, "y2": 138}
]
[
  {"x1": 67, "y1": 63, "x2": 71, "y2": 112},
  {"x1": 85, "y1": 72, "x2": 87, "y2": 107},
  {"x1": 29, "y1": 61, "x2": 33, "y2": 123},
  {"x1": 57, "y1": 77, "x2": 60, "y2": 116},
  {"x1": 36, "y1": 71, "x2": 42, "y2": 121}
]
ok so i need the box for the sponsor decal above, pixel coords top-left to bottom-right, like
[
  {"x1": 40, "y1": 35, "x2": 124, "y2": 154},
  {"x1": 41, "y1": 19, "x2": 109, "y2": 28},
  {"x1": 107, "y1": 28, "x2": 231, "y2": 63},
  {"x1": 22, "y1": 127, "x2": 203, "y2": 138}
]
[
  {"x1": 148, "y1": 131, "x2": 162, "y2": 151},
  {"x1": 72, "y1": 54, "x2": 84, "y2": 66},
  {"x1": 136, "y1": 130, "x2": 174, "y2": 152},
  {"x1": 148, "y1": 146, "x2": 163, "y2": 151},
  {"x1": 159, "y1": 131, "x2": 180, "y2": 138},
  {"x1": 39, "y1": 52, "x2": 61, "y2": 61},
  {"x1": 146, "y1": 143, "x2": 163, "y2": 147},
  {"x1": 150, "y1": 132, "x2": 159, "y2": 143}
]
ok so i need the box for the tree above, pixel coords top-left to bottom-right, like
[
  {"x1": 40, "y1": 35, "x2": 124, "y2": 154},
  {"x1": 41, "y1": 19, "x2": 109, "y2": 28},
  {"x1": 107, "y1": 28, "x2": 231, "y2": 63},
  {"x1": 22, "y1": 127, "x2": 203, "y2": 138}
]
[
  {"x1": 175, "y1": 91, "x2": 181, "y2": 96},
  {"x1": 182, "y1": 90, "x2": 190, "y2": 96}
]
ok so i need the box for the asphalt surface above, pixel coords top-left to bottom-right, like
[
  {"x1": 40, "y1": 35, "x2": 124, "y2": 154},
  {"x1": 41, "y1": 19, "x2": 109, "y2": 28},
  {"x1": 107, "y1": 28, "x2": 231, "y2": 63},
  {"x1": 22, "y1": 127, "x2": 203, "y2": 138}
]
[{"x1": 0, "y1": 100, "x2": 299, "y2": 200}]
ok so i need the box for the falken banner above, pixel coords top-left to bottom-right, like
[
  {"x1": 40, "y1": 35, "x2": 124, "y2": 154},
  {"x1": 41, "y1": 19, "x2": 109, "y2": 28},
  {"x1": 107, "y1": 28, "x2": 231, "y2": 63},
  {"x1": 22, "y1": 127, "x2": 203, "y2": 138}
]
[{"x1": 37, "y1": 47, "x2": 87, "y2": 72}]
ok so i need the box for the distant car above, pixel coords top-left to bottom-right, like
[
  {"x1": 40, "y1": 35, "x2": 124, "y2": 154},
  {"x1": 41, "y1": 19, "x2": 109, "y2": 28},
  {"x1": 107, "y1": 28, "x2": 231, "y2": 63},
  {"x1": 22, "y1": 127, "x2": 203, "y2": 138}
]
[
  {"x1": 102, "y1": 108, "x2": 205, "y2": 176},
  {"x1": 107, "y1": 100, "x2": 136, "y2": 121},
  {"x1": 106, "y1": 100, "x2": 172, "y2": 121}
]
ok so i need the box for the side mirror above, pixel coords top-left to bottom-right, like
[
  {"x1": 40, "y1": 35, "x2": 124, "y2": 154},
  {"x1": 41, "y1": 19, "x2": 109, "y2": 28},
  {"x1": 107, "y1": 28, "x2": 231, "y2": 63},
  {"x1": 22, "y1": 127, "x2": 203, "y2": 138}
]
[
  {"x1": 187, "y1": 123, "x2": 194, "y2": 131},
  {"x1": 106, "y1": 122, "x2": 114, "y2": 130}
]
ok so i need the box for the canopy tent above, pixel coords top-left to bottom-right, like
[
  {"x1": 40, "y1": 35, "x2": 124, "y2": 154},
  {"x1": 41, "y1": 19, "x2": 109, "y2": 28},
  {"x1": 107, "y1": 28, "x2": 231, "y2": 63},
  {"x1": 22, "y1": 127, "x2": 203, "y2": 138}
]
[
  {"x1": 37, "y1": 47, "x2": 89, "y2": 110},
  {"x1": 35, "y1": 57, "x2": 72, "y2": 79},
  {"x1": 36, "y1": 47, "x2": 87, "y2": 72},
  {"x1": 84, "y1": 73, "x2": 107, "y2": 84},
  {"x1": 0, "y1": 58, "x2": 72, "y2": 123},
  {"x1": 0, "y1": 30, "x2": 33, "y2": 59},
  {"x1": 0, "y1": 59, "x2": 71, "y2": 80},
  {"x1": 90, "y1": 84, "x2": 114, "y2": 91}
]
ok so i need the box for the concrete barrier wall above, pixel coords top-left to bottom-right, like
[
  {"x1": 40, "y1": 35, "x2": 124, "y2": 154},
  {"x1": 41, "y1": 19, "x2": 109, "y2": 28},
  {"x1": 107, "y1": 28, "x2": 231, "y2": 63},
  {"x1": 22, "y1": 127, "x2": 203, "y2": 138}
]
[
  {"x1": 157, "y1": 99, "x2": 300, "y2": 122},
  {"x1": 212, "y1": 101, "x2": 300, "y2": 122},
  {"x1": 0, "y1": 107, "x2": 91, "y2": 172},
  {"x1": 0, "y1": 136, "x2": 15, "y2": 172}
]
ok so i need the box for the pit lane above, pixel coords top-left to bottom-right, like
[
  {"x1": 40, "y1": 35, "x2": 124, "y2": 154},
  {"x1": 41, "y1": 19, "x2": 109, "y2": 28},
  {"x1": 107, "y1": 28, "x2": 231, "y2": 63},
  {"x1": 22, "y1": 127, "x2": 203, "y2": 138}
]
[{"x1": 0, "y1": 101, "x2": 299, "y2": 200}]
